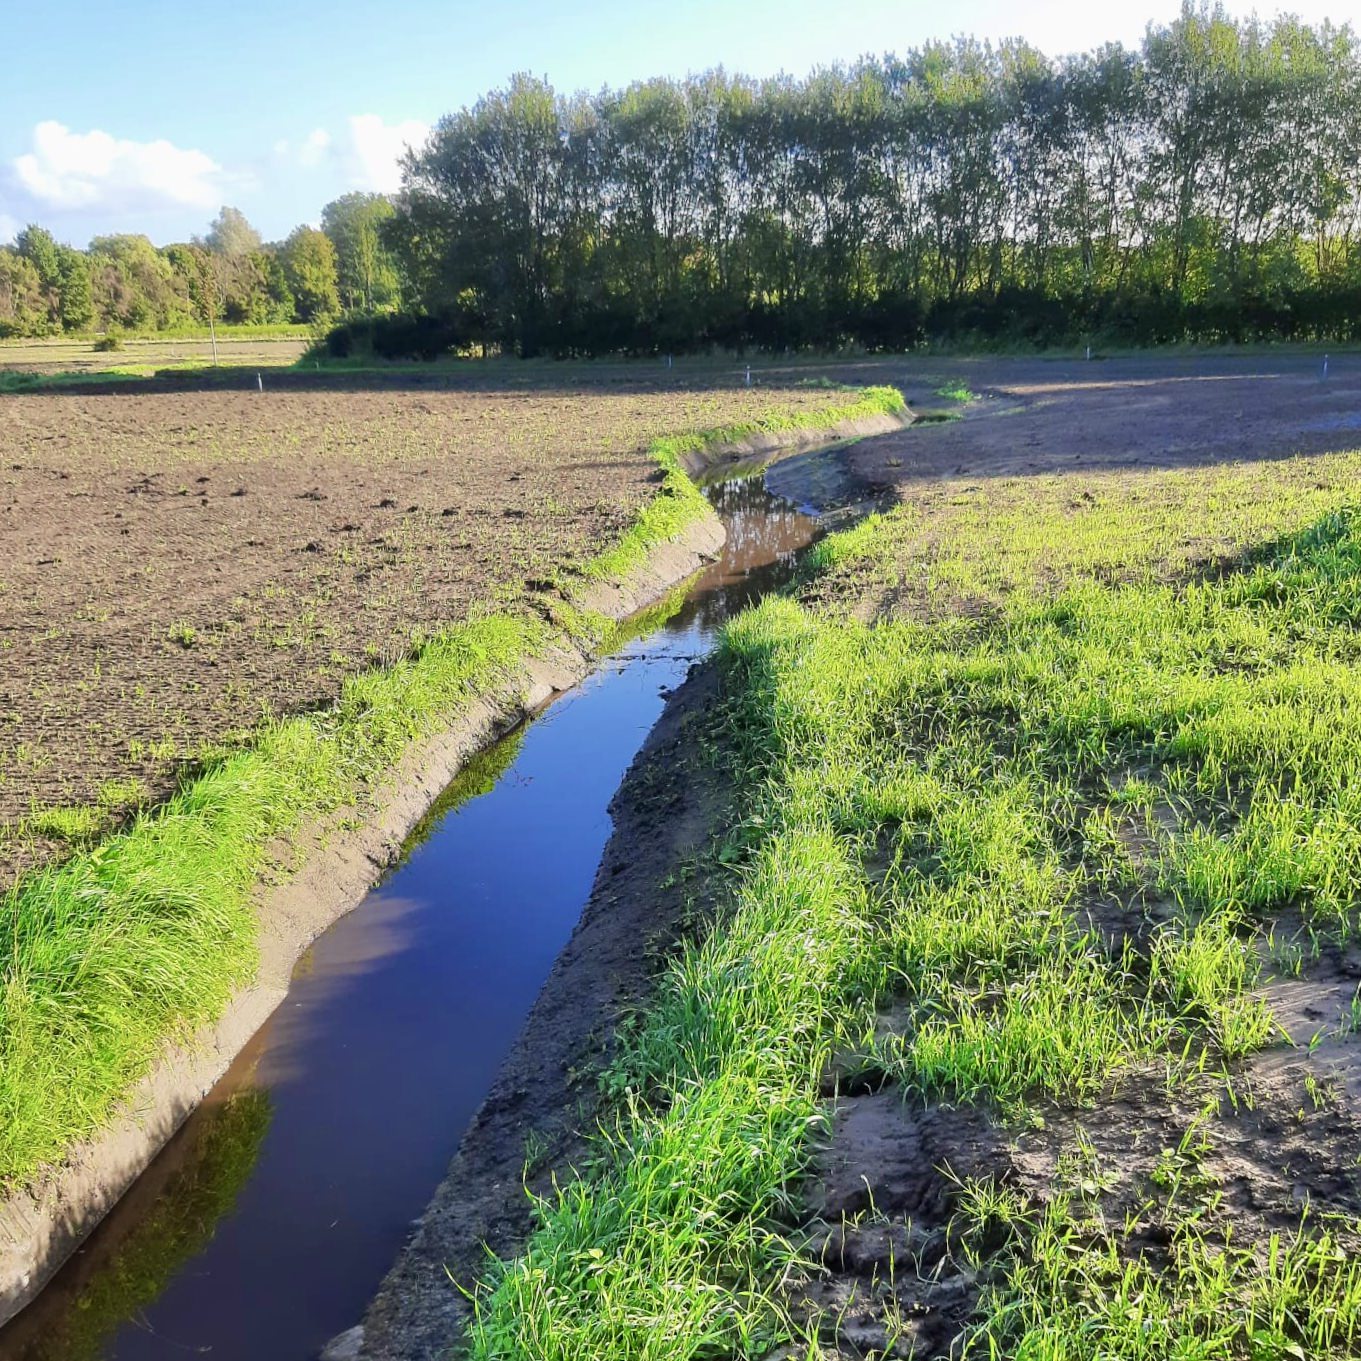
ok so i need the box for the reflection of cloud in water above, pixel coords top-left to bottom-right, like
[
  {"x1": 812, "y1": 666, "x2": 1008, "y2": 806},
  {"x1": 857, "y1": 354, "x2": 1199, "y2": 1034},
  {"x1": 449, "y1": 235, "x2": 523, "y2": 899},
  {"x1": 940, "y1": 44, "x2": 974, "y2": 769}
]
[{"x1": 255, "y1": 893, "x2": 424, "y2": 1089}]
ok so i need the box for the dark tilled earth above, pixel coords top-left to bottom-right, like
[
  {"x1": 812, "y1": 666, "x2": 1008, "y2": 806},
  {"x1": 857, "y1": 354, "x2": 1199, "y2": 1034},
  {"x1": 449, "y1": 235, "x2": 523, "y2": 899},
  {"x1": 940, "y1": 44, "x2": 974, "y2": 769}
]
[{"x1": 0, "y1": 370, "x2": 843, "y2": 886}]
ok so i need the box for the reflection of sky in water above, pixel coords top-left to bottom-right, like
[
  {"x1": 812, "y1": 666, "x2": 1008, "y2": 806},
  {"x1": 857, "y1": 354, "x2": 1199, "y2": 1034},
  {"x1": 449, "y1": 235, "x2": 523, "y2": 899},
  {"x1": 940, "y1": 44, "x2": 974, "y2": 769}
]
[{"x1": 3, "y1": 452, "x2": 837, "y2": 1361}]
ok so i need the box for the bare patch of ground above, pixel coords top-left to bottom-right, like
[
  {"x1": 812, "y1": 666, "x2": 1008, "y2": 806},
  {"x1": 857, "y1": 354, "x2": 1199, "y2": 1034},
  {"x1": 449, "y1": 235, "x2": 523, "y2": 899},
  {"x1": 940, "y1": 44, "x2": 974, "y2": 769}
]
[
  {"x1": 0, "y1": 371, "x2": 844, "y2": 886},
  {"x1": 827, "y1": 352, "x2": 1361, "y2": 484},
  {"x1": 791, "y1": 1054, "x2": 1361, "y2": 1359}
]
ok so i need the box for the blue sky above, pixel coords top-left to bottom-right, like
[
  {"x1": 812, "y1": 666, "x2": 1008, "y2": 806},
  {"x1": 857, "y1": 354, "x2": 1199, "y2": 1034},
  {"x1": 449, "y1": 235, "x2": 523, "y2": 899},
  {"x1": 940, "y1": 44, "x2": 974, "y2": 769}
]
[{"x1": 2, "y1": 0, "x2": 1353, "y2": 247}]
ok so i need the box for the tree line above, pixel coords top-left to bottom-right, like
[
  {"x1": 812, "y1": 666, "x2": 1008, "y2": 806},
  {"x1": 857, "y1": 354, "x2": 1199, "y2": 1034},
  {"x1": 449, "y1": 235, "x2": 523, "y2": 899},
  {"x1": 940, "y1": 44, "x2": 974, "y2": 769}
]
[
  {"x1": 10, "y1": 5, "x2": 1361, "y2": 356},
  {"x1": 392, "y1": 3, "x2": 1361, "y2": 355},
  {"x1": 0, "y1": 196, "x2": 403, "y2": 338}
]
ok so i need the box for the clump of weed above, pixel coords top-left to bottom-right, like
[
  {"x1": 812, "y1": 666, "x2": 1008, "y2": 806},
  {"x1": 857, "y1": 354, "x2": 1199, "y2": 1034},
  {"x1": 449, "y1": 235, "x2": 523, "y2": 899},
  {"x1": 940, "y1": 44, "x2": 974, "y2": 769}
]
[{"x1": 28, "y1": 804, "x2": 107, "y2": 845}]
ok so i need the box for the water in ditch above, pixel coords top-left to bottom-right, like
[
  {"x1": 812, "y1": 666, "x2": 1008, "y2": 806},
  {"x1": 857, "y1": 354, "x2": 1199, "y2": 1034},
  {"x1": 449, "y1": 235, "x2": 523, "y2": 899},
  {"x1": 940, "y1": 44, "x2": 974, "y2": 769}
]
[{"x1": 1, "y1": 441, "x2": 868, "y2": 1361}]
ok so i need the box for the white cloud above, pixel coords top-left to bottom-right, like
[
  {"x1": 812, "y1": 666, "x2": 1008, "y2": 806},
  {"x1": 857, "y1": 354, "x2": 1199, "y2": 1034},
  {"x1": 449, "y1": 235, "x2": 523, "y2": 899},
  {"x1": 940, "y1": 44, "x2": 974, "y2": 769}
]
[
  {"x1": 276, "y1": 128, "x2": 334, "y2": 170},
  {"x1": 347, "y1": 114, "x2": 429, "y2": 194},
  {"x1": 0, "y1": 212, "x2": 17, "y2": 245},
  {"x1": 13, "y1": 121, "x2": 225, "y2": 212},
  {"x1": 298, "y1": 128, "x2": 333, "y2": 168}
]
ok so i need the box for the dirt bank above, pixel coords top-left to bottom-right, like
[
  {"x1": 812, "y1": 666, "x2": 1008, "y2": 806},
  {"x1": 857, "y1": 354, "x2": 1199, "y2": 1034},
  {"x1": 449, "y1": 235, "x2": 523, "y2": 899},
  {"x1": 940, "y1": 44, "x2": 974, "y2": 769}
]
[
  {"x1": 0, "y1": 402, "x2": 907, "y2": 1333},
  {"x1": 0, "y1": 507, "x2": 720, "y2": 1329}
]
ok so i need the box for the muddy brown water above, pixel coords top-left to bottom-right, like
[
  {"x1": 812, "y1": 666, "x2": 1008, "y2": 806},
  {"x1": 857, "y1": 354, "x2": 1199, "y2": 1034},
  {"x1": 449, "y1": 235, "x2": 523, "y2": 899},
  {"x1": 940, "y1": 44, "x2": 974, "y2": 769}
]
[{"x1": 1, "y1": 442, "x2": 866, "y2": 1361}]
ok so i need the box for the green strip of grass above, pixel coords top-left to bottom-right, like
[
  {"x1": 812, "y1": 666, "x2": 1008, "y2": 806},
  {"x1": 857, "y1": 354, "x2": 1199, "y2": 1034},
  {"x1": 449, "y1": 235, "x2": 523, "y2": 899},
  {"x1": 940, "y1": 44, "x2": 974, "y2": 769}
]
[
  {"x1": 468, "y1": 465, "x2": 1361, "y2": 1357},
  {"x1": 0, "y1": 384, "x2": 899, "y2": 1191},
  {"x1": 582, "y1": 385, "x2": 905, "y2": 584},
  {"x1": 0, "y1": 614, "x2": 540, "y2": 1183}
]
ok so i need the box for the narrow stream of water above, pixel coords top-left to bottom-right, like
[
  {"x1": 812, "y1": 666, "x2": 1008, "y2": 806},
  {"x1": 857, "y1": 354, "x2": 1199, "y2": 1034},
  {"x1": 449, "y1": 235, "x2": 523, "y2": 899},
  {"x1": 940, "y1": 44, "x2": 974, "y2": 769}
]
[{"x1": 1, "y1": 442, "x2": 864, "y2": 1361}]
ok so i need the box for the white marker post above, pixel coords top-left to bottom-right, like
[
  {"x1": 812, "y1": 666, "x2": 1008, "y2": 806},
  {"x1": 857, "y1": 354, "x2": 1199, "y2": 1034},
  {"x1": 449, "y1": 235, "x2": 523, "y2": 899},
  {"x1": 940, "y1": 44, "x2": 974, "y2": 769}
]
[
  {"x1": 745, "y1": 365, "x2": 752, "y2": 387},
  {"x1": 257, "y1": 373, "x2": 264, "y2": 392},
  {"x1": 1323, "y1": 354, "x2": 1330, "y2": 382}
]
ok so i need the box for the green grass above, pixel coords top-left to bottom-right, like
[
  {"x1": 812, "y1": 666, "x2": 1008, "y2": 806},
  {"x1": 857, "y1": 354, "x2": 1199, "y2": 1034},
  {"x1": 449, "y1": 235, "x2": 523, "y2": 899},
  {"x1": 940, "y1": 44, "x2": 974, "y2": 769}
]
[
  {"x1": 0, "y1": 382, "x2": 899, "y2": 1190},
  {"x1": 0, "y1": 367, "x2": 148, "y2": 393},
  {"x1": 0, "y1": 324, "x2": 309, "y2": 345},
  {"x1": 582, "y1": 386, "x2": 905, "y2": 583},
  {"x1": 960, "y1": 1181, "x2": 1361, "y2": 1359},
  {"x1": 466, "y1": 451, "x2": 1361, "y2": 1358},
  {"x1": 0, "y1": 614, "x2": 540, "y2": 1183}
]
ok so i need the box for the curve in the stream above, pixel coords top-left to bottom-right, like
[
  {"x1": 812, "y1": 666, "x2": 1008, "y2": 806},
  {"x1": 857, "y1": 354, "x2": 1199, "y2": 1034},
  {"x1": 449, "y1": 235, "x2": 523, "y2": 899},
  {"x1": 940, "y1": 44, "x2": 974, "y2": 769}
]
[{"x1": 0, "y1": 443, "x2": 864, "y2": 1361}]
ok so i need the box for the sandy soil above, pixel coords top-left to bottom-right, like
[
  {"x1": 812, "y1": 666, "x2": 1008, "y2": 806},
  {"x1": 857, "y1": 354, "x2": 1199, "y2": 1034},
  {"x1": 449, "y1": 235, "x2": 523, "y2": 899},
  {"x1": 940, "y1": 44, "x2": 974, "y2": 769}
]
[
  {"x1": 843, "y1": 351, "x2": 1361, "y2": 484},
  {"x1": 0, "y1": 371, "x2": 844, "y2": 886}
]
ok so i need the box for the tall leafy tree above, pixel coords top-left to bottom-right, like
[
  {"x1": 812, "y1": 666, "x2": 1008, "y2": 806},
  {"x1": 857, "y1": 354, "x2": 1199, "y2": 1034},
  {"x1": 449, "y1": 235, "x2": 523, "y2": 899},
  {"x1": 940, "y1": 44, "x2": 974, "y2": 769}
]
[
  {"x1": 320, "y1": 193, "x2": 401, "y2": 313},
  {"x1": 9, "y1": 7, "x2": 1361, "y2": 349},
  {"x1": 280, "y1": 226, "x2": 340, "y2": 323},
  {"x1": 0, "y1": 250, "x2": 46, "y2": 336}
]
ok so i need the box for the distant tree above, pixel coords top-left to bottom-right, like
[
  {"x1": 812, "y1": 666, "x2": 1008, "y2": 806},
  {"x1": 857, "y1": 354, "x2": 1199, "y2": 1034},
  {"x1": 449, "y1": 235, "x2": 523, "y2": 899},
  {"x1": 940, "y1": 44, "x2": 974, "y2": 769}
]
[
  {"x1": 258, "y1": 249, "x2": 296, "y2": 322},
  {"x1": 406, "y1": 73, "x2": 572, "y2": 355},
  {"x1": 56, "y1": 245, "x2": 94, "y2": 332},
  {"x1": 15, "y1": 225, "x2": 60, "y2": 284},
  {"x1": 320, "y1": 192, "x2": 401, "y2": 313},
  {"x1": 165, "y1": 242, "x2": 223, "y2": 336},
  {"x1": 15, "y1": 225, "x2": 63, "y2": 328},
  {"x1": 0, "y1": 249, "x2": 46, "y2": 336},
  {"x1": 202, "y1": 206, "x2": 263, "y2": 258},
  {"x1": 89, "y1": 235, "x2": 191, "y2": 330},
  {"x1": 190, "y1": 209, "x2": 284, "y2": 323},
  {"x1": 280, "y1": 226, "x2": 340, "y2": 322}
]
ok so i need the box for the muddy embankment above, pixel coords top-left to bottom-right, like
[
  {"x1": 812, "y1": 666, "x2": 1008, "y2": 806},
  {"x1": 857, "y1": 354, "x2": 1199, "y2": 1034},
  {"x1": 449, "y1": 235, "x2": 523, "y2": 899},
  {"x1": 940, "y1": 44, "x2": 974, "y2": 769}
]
[
  {"x1": 0, "y1": 407, "x2": 906, "y2": 1333},
  {"x1": 353, "y1": 430, "x2": 900, "y2": 1361}
]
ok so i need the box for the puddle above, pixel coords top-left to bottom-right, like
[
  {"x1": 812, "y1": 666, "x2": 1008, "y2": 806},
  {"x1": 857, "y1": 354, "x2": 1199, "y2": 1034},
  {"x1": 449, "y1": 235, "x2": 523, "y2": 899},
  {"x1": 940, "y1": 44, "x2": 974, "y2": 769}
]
[{"x1": 0, "y1": 445, "x2": 849, "y2": 1360}]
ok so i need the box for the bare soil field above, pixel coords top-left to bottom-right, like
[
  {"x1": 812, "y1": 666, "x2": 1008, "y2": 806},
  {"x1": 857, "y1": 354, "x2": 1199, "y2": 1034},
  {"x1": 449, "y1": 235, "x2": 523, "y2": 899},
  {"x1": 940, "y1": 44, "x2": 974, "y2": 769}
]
[
  {"x1": 0, "y1": 370, "x2": 846, "y2": 886},
  {"x1": 0, "y1": 336, "x2": 309, "y2": 375}
]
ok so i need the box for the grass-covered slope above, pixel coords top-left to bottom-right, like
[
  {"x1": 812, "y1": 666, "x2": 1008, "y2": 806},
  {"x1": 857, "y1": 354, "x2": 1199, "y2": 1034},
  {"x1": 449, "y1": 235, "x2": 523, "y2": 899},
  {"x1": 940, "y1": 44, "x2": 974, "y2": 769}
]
[
  {"x1": 0, "y1": 385, "x2": 900, "y2": 1192},
  {"x1": 469, "y1": 448, "x2": 1361, "y2": 1359}
]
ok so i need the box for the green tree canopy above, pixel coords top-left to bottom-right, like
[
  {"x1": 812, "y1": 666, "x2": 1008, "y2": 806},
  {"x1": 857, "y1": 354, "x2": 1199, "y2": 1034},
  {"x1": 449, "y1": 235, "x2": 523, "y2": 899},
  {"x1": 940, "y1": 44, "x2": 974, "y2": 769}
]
[
  {"x1": 280, "y1": 226, "x2": 340, "y2": 323},
  {"x1": 320, "y1": 192, "x2": 401, "y2": 314}
]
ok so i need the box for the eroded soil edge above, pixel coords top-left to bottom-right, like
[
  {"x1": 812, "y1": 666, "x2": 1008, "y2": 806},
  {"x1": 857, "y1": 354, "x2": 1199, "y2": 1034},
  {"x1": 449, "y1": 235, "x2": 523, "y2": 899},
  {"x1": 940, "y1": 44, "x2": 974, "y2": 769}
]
[{"x1": 0, "y1": 515, "x2": 728, "y2": 1326}]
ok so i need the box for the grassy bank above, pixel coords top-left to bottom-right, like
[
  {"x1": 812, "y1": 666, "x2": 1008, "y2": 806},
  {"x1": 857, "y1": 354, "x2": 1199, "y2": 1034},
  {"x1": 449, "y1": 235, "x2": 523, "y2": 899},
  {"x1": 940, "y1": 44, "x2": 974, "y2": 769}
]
[
  {"x1": 0, "y1": 385, "x2": 898, "y2": 1191},
  {"x1": 584, "y1": 386, "x2": 903, "y2": 584},
  {"x1": 469, "y1": 447, "x2": 1361, "y2": 1358}
]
